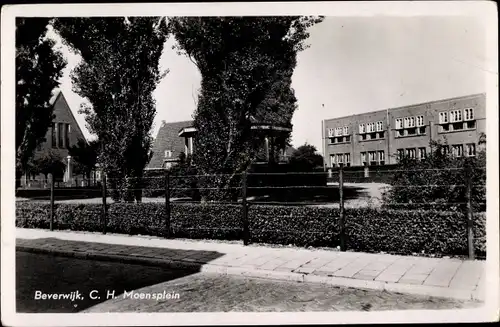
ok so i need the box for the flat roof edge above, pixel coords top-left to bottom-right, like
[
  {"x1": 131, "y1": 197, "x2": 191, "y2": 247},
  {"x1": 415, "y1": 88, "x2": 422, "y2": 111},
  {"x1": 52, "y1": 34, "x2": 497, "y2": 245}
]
[{"x1": 324, "y1": 93, "x2": 486, "y2": 122}]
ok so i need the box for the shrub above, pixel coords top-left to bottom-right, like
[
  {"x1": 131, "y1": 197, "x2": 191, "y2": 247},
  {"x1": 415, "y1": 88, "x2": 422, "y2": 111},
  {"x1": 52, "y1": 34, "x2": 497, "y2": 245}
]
[
  {"x1": 107, "y1": 203, "x2": 165, "y2": 236},
  {"x1": 16, "y1": 201, "x2": 486, "y2": 257},
  {"x1": 383, "y1": 140, "x2": 486, "y2": 212},
  {"x1": 16, "y1": 202, "x2": 52, "y2": 229},
  {"x1": 249, "y1": 205, "x2": 340, "y2": 247},
  {"x1": 142, "y1": 169, "x2": 165, "y2": 198},
  {"x1": 345, "y1": 208, "x2": 486, "y2": 257},
  {"x1": 171, "y1": 203, "x2": 242, "y2": 240}
]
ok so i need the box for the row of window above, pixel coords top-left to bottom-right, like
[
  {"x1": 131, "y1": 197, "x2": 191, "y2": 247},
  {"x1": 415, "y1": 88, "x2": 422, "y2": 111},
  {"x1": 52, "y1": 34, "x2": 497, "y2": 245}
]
[
  {"x1": 330, "y1": 120, "x2": 475, "y2": 144},
  {"x1": 397, "y1": 143, "x2": 476, "y2": 159},
  {"x1": 359, "y1": 121, "x2": 384, "y2": 134},
  {"x1": 51, "y1": 122, "x2": 71, "y2": 149},
  {"x1": 396, "y1": 126, "x2": 426, "y2": 137},
  {"x1": 361, "y1": 150, "x2": 385, "y2": 165},
  {"x1": 330, "y1": 143, "x2": 477, "y2": 167},
  {"x1": 328, "y1": 108, "x2": 476, "y2": 137},
  {"x1": 395, "y1": 116, "x2": 425, "y2": 129},
  {"x1": 439, "y1": 108, "x2": 474, "y2": 124},
  {"x1": 328, "y1": 126, "x2": 350, "y2": 137},
  {"x1": 330, "y1": 153, "x2": 351, "y2": 167}
]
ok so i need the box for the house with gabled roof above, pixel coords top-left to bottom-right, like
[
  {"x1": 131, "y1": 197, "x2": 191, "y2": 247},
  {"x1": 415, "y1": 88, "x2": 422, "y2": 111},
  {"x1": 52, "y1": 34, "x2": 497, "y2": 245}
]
[
  {"x1": 21, "y1": 90, "x2": 88, "y2": 187},
  {"x1": 147, "y1": 119, "x2": 296, "y2": 170}
]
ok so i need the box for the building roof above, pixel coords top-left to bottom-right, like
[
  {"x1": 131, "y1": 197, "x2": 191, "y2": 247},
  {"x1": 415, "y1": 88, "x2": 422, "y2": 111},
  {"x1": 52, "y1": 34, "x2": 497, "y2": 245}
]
[
  {"x1": 147, "y1": 120, "x2": 193, "y2": 169},
  {"x1": 323, "y1": 93, "x2": 486, "y2": 123}
]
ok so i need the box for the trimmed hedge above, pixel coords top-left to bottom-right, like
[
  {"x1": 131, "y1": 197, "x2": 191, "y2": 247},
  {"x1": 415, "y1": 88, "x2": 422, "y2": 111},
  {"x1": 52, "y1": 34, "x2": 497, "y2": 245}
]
[
  {"x1": 15, "y1": 201, "x2": 486, "y2": 257},
  {"x1": 248, "y1": 205, "x2": 340, "y2": 247}
]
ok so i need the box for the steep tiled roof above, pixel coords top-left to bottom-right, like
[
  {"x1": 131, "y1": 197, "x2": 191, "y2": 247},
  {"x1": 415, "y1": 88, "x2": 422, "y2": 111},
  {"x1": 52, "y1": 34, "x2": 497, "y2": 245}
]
[{"x1": 147, "y1": 120, "x2": 193, "y2": 169}]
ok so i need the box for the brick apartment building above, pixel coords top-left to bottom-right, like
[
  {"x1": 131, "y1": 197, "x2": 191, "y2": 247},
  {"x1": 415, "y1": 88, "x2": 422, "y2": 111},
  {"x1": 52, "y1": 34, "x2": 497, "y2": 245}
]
[
  {"x1": 21, "y1": 91, "x2": 87, "y2": 186},
  {"x1": 322, "y1": 93, "x2": 486, "y2": 168}
]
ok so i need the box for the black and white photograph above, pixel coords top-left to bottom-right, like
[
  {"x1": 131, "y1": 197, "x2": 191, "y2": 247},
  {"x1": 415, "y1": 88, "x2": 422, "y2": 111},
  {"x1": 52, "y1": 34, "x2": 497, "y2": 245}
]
[{"x1": 1, "y1": 1, "x2": 498, "y2": 326}]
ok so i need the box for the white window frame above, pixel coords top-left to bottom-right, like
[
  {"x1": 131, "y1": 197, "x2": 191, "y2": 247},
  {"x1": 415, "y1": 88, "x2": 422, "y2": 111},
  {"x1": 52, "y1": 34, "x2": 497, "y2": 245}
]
[
  {"x1": 343, "y1": 126, "x2": 349, "y2": 136},
  {"x1": 395, "y1": 118, "x2": 403, "y2": 130},
  {"x1": 452, "y1": 144, "x2": 464, "y2": 157},
  {"x1": 334, "y1": 127, "x2": 343, "y2": 136},
  {"x1": 397, "y1": 149, "x2": 404, "y2": 159},
  {"x1": 406, "y1": 148, "x2": 416, "y2": 159},
  {"x1": 450, "y1": 110, "x2": 462, "y2": 123},
  {"x1": 359, "y1": 124, "x2": 366, "y2": 134},
  {"x1": 327, "y1": 128, "x2": 335, "y2": 137},
  {"x1": 337, "y1": 153, "x2": 344, "y2": 163},
  {"x1": 464, "y1": 108, "x2": 474, "y2": 121},
  {"x1": 165, "y1": 150, "x2": 172, "y2": 158},
  {"x1": 367, "y1": 122, "x2": 375, "y2": 133},
  {"x1": 418, "y1": 147, "x2": 426, "y2": 159},
  {"x1": 439, "y1": 112, "x2": 448, "y2": 124},
  {"x1": 466, "y1": 143, "x2": 476, "y2": 157},
  {"x1": 378, "y1": 150, "x2": 385, "y2": 162},
  {"x1": 408, "y1": 117, "x2": 416, "y2": 128},
  {"x1": 369, "y1": 151, "x2": 377, "y2": 162},
  {"x1": 416, "y1": 115, "x2": 424, "y2": 127},
  {"x1": 344, "y1": 153, "x2": 350, "y2": 163},
  {"x1": 403, "y1": 117, "x2": 409, "y2": 128},
  {"x1": 361, "y1": 152, "x2": 367, "y2": 163},
  {"x1": 376, "y1": 121, "x2": 383, "y2": 132}
]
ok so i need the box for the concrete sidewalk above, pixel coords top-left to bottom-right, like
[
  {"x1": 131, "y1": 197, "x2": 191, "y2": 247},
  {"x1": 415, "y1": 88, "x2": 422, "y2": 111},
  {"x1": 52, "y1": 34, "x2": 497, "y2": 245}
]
[{"x1": 15, "y1": 228, "x2": 485, "y2": 302}]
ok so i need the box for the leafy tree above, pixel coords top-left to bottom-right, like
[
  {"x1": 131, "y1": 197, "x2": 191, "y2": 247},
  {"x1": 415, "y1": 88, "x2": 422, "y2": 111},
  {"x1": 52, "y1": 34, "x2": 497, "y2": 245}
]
[
  {"x1": 16, "y1": 18, "x2": 67, "y2": 183},
  {"x1": 383, "y1": 139, "x2": 486, "y2": 212},
  {"x1": 53, "y1": 17, "x2": 169, "y2": 202},
  {"x1": 30, "y1": 151, "x2": 66, "y2": 180},
  {"x1": 289, "y1": 143, "x2": 324, "y2": 171},
  {"x1": 68, "y1": 138, "x2": 100, "y2": 179},
  {"x1": 169, "y1": 17, "x2": 323, "y2": 200}
]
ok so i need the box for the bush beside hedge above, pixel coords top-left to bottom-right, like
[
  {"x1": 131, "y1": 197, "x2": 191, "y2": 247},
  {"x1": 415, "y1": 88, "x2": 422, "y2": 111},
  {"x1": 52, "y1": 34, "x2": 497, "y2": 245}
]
[{"x1": 16, "y1": 201, "x2": 486, "y2": 257}]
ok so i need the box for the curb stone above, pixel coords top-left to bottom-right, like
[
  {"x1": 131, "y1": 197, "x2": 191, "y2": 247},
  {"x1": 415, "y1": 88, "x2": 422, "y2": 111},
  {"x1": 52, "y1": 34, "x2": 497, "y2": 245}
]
[{"x1": 16, "y1": 245, "x2": 482, "y2": 302}]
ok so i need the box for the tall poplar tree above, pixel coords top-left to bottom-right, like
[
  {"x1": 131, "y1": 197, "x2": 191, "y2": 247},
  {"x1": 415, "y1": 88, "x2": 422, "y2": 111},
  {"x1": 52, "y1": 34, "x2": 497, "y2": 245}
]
[
  {"x1": 169, "y1": 16, "x2": 323, "y2": 200},
  {"x1": 16, "y1": 18, "x2": 67, "y2": 182},
  {"x1": 53, "y1": 17, "x2": 168, "y2": 202}
]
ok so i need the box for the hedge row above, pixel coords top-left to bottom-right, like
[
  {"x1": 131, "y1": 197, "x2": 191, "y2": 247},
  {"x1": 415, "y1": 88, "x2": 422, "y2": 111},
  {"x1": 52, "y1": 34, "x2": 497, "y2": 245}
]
[{"x1": 16, "y1": 201, "x2": 486, "y2": 257}]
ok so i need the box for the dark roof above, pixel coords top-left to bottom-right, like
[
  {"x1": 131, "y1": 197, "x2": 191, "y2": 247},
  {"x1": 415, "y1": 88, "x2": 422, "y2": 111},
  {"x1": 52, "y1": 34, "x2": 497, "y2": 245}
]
[{"x1": 147, "y1": 120, "x2": 192, "y2": 169}]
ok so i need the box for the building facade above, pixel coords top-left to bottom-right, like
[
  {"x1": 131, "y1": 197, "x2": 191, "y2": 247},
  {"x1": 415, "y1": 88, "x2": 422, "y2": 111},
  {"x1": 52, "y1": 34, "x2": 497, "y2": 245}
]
[
  {"x1": 322, "y1": 93, "x2": 486, "y2": 168},
  {"x1": 21, "y1": 91, "x2": 87, "y2": 186}
]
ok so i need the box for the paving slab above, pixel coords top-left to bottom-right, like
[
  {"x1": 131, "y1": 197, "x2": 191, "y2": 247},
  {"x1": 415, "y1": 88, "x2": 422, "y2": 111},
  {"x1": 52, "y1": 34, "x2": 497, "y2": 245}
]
[
  {"x1": 423, "y1": 260, "x2": 462, "y2": 287},
  {"x1": 449, "y1": 261, "x2": 483, "y2": 291},
  {"x1": 14, "y1": 228, "x2": 487, "y2": 302}
]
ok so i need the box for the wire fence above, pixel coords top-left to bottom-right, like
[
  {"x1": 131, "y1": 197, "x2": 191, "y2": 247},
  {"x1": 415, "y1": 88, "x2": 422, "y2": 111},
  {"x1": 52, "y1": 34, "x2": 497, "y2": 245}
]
[{"x1": 16, "y1": 166, "x2": 487, "y2": 258}]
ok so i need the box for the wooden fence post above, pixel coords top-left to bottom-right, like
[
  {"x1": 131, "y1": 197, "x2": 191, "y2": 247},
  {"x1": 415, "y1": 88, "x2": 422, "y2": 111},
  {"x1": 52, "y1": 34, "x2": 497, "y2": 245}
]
[
  {"x1": 102, "y1": 173, "x2": 107, "y2": 235},
  {"x1": 466, "y1": 166, "x2": 475, "y2": 260},
  {"x1": 49, "y1": 173, "x2": 54, "y2": 231},
  {"x1": 339, "y1": 165, "x2": 346, "y2": 251},
  {"x1": 242, "y1": 171, "x2": 250, "y2": 246},
  {"x1": 165, "y1": 169, "x2": 171, "y2": 238}
]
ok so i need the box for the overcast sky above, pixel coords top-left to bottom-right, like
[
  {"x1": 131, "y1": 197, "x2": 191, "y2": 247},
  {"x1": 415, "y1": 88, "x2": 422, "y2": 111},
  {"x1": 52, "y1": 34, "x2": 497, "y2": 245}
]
[{"x1": 47, "y1": 16, "x2": 490, "y2": 151}]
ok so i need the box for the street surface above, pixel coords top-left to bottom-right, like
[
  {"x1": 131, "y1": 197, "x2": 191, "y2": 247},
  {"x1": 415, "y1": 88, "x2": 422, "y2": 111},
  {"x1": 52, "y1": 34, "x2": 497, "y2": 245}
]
[
  {"x1": 16, "y1": 251, "x2": 480, "y2": 313},
  {"x1": 16, "y1": 252, "x2": 192, "y2": 313},
  {"x1": 84, "y1": 273, "x2": 480, "y2": 312}
]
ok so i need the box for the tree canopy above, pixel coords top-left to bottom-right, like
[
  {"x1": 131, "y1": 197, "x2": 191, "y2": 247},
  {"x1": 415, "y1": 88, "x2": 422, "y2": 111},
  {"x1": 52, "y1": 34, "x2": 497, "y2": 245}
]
[
  {"x1": 68, "y1": 138, "x2": 100, "y2": 179},
  {"x1": 169, "y1": 16, "x2": 323, "y2": 200},
  {"x1": 16, "y1": 18, "x2": 67, "y2": 177},
  {"x1": 289, "y1": 143, "x2": 324, "y2": 171},
  {"x1": 53, "y1": 17, "x2": 169, "y2": 202}
]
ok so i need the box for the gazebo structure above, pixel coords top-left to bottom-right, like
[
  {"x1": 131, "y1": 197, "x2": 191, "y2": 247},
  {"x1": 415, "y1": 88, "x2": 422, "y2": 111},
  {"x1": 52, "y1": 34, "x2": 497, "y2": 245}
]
[{"x1": 178, "y1": 116, "x2": 293, "y2": 164}]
